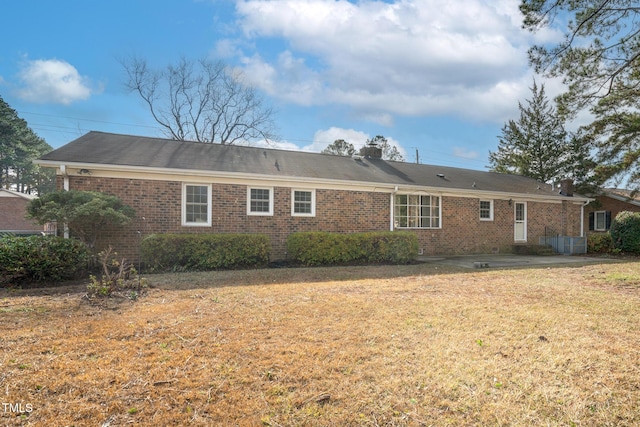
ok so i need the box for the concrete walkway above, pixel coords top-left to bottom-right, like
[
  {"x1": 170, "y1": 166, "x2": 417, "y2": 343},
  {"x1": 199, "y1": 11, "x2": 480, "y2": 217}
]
[{"x1": 416, "y1": 254, "x2": 613, "y2": 269}]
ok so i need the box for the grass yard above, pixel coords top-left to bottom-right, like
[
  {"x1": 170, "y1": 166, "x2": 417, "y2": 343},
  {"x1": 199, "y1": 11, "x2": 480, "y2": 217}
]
[{"x1": 0, "y1": 259, "x2": 639, "y2": 426}]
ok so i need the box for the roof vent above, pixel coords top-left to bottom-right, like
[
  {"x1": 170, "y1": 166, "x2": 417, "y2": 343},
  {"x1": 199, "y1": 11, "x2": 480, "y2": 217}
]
[{"x1": 436, "y1": 173, "x2": 445, "y2": 179}]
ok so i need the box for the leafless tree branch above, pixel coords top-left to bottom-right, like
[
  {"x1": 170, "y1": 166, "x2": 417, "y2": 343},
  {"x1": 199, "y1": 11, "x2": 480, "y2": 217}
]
[{"x1": 121, "y1": 56, "x2": 276, "y2": 144}]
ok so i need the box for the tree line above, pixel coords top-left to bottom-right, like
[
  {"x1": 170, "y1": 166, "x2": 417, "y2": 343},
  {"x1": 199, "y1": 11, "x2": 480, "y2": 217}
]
[
  {"x1": 491, "y1": 1, "x2": 640, "y2": 194},
  {"x1": 0, "y1": 96, "x2": 54, "y2": 195},
  {"x1": 5, "y1": 1, "x2": 640, "y2": 197},
  {"x1": 321, "y1": 135, "x2": 404, "y2": 161}
]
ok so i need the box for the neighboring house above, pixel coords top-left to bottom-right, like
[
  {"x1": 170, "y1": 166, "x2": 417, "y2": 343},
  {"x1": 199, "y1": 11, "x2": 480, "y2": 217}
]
[
  {"x1": 585, "y1": 189, "x2": 640, "y2": 234},
  {"x1": 0, "y1": 188, "x2": 43, "y2": 234},
  {"x1": 35, "y1": 131, "x2": 591, "y2": 261}
]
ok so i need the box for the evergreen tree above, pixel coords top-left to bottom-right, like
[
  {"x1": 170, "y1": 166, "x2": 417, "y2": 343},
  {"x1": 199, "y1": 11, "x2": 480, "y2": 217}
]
[
  {"x1": 564, "y1": 131, "x2": 601, "y2": 195},
  {"x1": 521, "y1": 0, "x2": 640, "y2": 189},
  {"x1": 489, "y1": 81, "x2": 591, "y2": 185},
  {"x1": 584, "y1": 107, "x2": 640, "y2": 191},
  {"x1": 0, "y1": 96, "x2": 54, "y2": 194},
  {"x1": 27, "y1": 190, "x2": 135, "y2": 249}
]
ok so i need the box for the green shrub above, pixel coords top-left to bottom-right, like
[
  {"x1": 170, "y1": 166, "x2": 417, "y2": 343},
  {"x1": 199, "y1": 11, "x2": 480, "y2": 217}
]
[
  {"x1": 587, "y1": 233, "x2": 614, "y2": 254},
  {"x1": 0, "y1": 235, "x2": 89, "y2": 286},
  {"x1": 287, "y1": 231, "x2": 419, "y2": 266},
  {"x1": 26, "y1": 190, "x2": 135, "y2": 249},
  {"x1": 141, "y1": 233, "x2": 270, "y2": 272},
  {"x1": 610, "y1": 211, "x2": 640, "y2": 254}
]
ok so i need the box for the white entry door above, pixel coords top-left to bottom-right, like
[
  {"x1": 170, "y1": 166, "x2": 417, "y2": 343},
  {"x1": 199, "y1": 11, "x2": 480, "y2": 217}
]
[{"x1": 514, "y1": 202, "x2": 527, "y2": 242}]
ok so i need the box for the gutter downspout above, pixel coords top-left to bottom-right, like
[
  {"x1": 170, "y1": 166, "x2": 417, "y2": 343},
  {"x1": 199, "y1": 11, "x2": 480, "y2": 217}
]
[
  {"x1": 60, "y1": 165, "x2": 69, "y2": 238},
  {"x1": 580, "y1": 199, "x2": 590, "y2": 238},
  {"x1": 390, "y1": 186, "x2": 398, "y2": 231}
]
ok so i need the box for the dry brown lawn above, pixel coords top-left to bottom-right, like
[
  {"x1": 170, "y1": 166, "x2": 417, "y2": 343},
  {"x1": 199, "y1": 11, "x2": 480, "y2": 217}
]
[{"x1": 0, "y1": 259, "x2": 639, "y2": 426}]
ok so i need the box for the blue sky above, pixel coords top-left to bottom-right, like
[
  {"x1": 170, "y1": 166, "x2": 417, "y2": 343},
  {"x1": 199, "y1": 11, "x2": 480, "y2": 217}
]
[{"x1": 1, "y1": 0, "x2": 565, "y2": 170}]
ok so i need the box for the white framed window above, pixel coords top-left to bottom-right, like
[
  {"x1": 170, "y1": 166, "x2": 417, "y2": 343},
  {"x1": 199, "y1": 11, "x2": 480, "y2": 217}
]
[
  {"x1": 182, "y1": 183, "x2": 212, "y2": 226},
  {"x1": 394, "y1": 194, "x2": 441, "y2": 229},
  {"x1": 479, "y1": 200, "x2": 493, "y2": 221},
  {"x1": 291, "y1": 189, "x2": 315, "y2": 217},
  {"x1": 247, "y1": 187, "x2": 273, "y2": 216},
  {"x1": 594, "y1": 211, "x2": 607, "y2": 231}
]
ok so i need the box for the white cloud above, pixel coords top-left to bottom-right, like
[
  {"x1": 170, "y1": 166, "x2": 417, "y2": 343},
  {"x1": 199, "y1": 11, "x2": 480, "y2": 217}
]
[
  {"x1": 244, "y1": 126, "x2": 408, "y2": 158},
  {"x1": 235, "y1": 51, "x2": 324, "y2": 106},
  {"x1": 360, "y1": 112, "x2": 395, "y2": 127},
  {"x1": 381, "y1": 135, "x2": 407, "y2": 159},
  {"x1": 213, "y1": 39, "x2": 243, "y2": 59},
  {"x1": 241, "y1": 128, "x2": 367, "y2": 152},
  {"x1": 307, "y1": 127, "x2": 371, "y2": 152},
  {"x1": 453, "y1": 146, "x2": 480, "y2": 160},
  {"x1": 231, "y1": 0, "x2": 537, "y2": 124},
  {"x1": 244, "y1": 139, "x2": 303, "y2": 151},
  {"x1": 16, "y1": 59, "x2": 95, "y2": 105}
]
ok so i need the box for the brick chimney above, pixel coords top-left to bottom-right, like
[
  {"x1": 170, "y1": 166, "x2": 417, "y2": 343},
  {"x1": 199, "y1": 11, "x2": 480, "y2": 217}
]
[
  {"x1": 359, "y1": 145, "x2": 382, "y2": 158},
  {"x1": 559, "y1": 178, "x2": 574, "y2": 196}
]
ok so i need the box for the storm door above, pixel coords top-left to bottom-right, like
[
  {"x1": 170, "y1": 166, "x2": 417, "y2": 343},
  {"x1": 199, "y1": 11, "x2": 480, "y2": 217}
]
[{"x1": 514, "y1": 202, "x2": 527, "y2": 242}]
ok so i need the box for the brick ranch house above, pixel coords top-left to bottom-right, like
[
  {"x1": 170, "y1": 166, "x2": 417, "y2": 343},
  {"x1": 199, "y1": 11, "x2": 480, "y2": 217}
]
[
  {"x1": 584, "y1": 189, "x2": 640, "y2": 234},
  {"x1": 35, "y1": 131, "x2": 591, "y2": 262},
  {"x1": 0, "y1": 188, "x2": 43, "y2": 234}
]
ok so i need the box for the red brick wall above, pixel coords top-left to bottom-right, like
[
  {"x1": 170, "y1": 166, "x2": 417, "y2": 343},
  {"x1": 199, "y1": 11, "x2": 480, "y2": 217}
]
[
  {"x1": 66, "y1": 177, "x2": 390, "y2": 260},
  {"x1": 64, "y1": 176, "x2": 584, "y2": 261},
  {"x1": 0, "y1": 197, "x2": 41, "y2": 231},
  {"x1": 584, "y1": 195, "x2": 640, "y2": 234},
  {"x1": 413, "y1": 198, "x2": 581, "y2": 255}
]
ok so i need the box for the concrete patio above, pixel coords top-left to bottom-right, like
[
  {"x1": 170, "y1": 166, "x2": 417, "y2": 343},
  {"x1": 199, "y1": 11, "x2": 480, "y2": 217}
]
[{"x1": 417, "y1": 254, "x2": 614, "y2": 269}]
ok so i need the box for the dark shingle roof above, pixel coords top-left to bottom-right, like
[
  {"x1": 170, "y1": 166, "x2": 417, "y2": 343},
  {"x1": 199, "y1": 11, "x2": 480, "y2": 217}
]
[
  {"x1": 38, "y1": 131, "x2": 584, "y2": 200},
  {"x1": 603, "y1": 189, "x2": 640, "y2": 206}
]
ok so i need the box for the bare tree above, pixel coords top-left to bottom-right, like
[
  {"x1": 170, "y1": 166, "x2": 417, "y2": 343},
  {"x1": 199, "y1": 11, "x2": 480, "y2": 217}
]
[{"x1": 122, "y1": 56, "x2": 276, "y2": 144}]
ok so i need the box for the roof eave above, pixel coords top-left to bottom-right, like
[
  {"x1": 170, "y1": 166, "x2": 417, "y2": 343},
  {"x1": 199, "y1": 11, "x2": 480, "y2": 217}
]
[
  {"x1": 35, "y1": 159, "x2": 591, "y2": 203},
  {"x1": 603, "y1": 191, "x2": 640, "y2": 207}
]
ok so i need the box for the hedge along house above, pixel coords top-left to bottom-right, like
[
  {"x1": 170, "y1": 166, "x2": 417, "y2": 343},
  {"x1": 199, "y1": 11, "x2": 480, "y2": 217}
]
[{"x1": 35, "y1": 131, "x2": 591, "y2": 262}]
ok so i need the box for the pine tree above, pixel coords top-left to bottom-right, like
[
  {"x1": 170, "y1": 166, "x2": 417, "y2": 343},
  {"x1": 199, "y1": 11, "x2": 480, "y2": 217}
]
[
  {"x1": 521, "y1": 0, "x2": 640, "y2": 190},
  {"x1": 489, "y1": 81, "x2": 580, "y2": 184},
  {"x1": 0, "y1": 96, "x2": 54, "y2": 194}
]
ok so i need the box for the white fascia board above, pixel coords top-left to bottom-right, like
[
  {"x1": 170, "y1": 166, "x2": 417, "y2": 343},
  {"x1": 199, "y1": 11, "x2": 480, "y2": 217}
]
[
  {"x1": 392, "y1": 186, "x2": 591, "y2": 204},
  {"x1": 36, "y1": 160, "x2": 396, "y2": 192},
  {"x1": 0, "y1": 189, "x2": 36, "y2": 200},
  {"x1": 35, "y1": 160, "x2": 592, "y2": 203}
]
